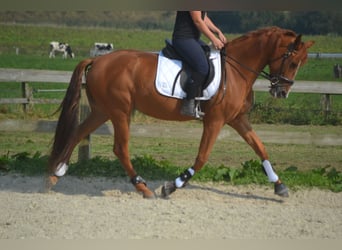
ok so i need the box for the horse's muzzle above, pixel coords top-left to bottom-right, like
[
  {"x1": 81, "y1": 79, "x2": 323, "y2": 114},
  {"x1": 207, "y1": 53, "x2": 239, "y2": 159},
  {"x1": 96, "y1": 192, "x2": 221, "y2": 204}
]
[
  {"x1": 268, "y1": 75, "x2": 294, "y2": 98},
  {"x1": 269, "y1": 85, "x2": 289, "y2": 98}
]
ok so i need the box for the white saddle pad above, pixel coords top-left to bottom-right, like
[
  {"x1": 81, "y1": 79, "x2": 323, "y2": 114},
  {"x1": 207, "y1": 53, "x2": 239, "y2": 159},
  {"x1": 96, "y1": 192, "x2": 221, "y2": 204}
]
[{"x1": 155, "y1": 50, "x2": 222, "y2": 100}]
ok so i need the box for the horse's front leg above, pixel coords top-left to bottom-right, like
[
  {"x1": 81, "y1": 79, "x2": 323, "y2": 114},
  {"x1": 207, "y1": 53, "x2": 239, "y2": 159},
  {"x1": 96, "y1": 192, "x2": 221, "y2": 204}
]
[
  {"x1": 161, "y1": 120, "x2": 224, "y2": 198},
  {"x1": 229, "y1": 115, "x2": 289, "y2": 197}
]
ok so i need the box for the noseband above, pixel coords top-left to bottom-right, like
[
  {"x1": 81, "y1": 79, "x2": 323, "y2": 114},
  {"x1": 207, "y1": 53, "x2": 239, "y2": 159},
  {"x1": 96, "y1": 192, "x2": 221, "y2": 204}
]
[
  {"x1": 225, "y1": 42, "x2": 296, "y2": 88},
  {"x1": 268, "y1": 43, "x2": 297, "y2": 86}
]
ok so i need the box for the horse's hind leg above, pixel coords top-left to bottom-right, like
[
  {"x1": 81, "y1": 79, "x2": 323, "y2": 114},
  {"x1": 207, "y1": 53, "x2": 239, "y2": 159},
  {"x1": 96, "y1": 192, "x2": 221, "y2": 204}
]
[
  {"x1": 111, "y1": 117, "x2": 155, "y2": 199},
  {"x1": 46, "y1": 109, "x2": 108, "y2": 190}
]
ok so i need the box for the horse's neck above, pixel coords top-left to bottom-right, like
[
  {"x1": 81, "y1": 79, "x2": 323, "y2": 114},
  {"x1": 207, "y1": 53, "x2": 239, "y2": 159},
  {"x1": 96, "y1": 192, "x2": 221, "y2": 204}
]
[
  {"x1": 227, "y1": 36, "x2": 272, "y2": 88},
  {"x1": 232, "y1": 42, "x2": 269, "y2": 71}
]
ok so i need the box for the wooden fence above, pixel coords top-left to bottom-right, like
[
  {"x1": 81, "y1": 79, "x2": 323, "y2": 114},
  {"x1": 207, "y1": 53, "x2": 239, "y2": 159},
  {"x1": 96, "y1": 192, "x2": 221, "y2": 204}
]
[
  {"x1": 1, "y1": 68, "x2": 342, "y2": 160},
  {"x1": 0, "y1": 68, "x2": 89, "y2": 159},
  {"x1": 1, "y1": 68, "x2": 342, "y2": 115}
]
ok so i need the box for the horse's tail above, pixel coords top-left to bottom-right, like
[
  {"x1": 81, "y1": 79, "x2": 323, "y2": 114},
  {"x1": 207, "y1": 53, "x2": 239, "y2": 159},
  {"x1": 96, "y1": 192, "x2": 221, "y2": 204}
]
[{"x1": 48, "y1": 58, "x2": 93, "y2": 175}]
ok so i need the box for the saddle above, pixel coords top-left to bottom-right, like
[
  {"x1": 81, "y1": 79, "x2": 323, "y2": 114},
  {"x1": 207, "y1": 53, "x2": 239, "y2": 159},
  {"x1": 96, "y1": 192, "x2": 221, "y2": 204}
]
[
  {"x1": 155, "y1": 42, "x2": 222, "y2": 101},
  {"x1": 161, "y1": 40, "x2": 216, "y2": 95}
]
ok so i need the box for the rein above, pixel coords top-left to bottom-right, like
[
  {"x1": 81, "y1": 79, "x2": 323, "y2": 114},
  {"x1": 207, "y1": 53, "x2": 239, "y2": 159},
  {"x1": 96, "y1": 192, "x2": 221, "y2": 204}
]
[
  {"x1": 219, "y1": 48, "x2": 228, "y2": 102},
  {"x1": 223, "y1": 42, "x2": 296, "y2": 87}
]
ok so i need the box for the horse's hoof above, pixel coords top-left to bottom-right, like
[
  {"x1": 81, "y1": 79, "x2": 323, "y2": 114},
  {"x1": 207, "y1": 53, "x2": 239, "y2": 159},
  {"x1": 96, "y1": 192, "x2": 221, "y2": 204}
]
[
  {"x1": 44, "y1": 175, "x2": 59, "y2": 192},
  {"x1": 143, "y1": 191, "x2": 157, "y2": 199},
  {"x1": 134, "y1": 183, "x2": 156, "y2": 199},
  {"x1": 274, "y1": 182, "x2": 289, "y2": 197},
  {"x1": 142, "y1": 187, "x2": 157, "y2": 199},
  {"x1": 161, "y1": 181, "x2": 177, "y2": 198}
]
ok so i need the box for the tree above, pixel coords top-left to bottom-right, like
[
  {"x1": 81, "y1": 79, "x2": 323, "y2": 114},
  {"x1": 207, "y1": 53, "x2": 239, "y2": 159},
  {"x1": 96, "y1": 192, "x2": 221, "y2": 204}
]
[{"x1": 209, "y1": 11, "x2": 342, "y2": 35}]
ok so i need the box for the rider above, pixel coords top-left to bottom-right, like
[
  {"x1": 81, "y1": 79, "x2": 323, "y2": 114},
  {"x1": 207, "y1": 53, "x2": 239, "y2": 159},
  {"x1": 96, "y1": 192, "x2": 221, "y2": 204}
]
[{"x1": 172, "y1": 11, "x2": 227, "y2": 117}]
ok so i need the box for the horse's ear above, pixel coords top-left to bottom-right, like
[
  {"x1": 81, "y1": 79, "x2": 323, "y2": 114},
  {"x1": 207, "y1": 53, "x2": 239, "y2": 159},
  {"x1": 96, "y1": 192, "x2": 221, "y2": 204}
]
[
  {"x1": 294, "y1": 34, "x2": 302, "y2": 49},
  {"x1": 305, "y1": 40, "x2": 315, "y2": 49}
]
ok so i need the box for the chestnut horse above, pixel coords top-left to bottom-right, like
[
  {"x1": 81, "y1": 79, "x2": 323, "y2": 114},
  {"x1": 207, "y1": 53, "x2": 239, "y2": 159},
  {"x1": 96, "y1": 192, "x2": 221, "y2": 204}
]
[{"x1": 47, "y1": 27, "x2": 314, "y2": 198}]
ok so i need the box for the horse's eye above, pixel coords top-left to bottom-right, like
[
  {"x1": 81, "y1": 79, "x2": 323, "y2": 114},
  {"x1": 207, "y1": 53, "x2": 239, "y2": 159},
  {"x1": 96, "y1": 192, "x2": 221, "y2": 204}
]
[{"x1": 290, "y1": 62, "x2": 298, "y2": 69}]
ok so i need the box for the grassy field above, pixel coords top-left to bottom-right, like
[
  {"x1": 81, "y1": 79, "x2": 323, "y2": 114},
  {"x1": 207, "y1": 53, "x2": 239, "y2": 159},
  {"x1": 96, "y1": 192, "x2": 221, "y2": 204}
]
[
  {"x1": 1, "y1": 23, "x2": 342, "y2": 54},
  {"x1": 1, "y1": 24, "x2": 341, "y2": 83},
  {"x1": 1, "y1": 24, "x2": 342, "y2": 81},
  {"x1": 0, "y1": 122, "x2": 341, "y2": 191},
  {"x1": 1, "y1": 123, "x2": 341, "y2": 171}
]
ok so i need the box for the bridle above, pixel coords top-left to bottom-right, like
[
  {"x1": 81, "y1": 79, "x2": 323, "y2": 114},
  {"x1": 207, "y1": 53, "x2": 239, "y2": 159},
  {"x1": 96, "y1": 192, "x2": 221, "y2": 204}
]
[{"x1": 223, "y1": 42, "x2": 297, "y2": 88}]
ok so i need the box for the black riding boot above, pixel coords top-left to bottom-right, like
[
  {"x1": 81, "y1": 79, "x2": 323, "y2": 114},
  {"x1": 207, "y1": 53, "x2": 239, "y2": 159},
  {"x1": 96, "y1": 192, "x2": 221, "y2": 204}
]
[
  {"x1": 180, "y1": 99, "x2": 196, "y2": 117},
  {"x1": 181, "y1": 72, "x2": 206, "y2": 117}
]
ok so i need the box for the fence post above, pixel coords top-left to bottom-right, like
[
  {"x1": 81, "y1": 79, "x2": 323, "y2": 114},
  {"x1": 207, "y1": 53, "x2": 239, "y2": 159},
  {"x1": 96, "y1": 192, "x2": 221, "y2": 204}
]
[
  {"x1": 78, "y1": 84, "x2": 91, "y2": 161},
  {"x1": 322, "y1": 94, "x2": 331, "y2": 118},
  {"x1": 21, "y1": 82, "x2": 31, "y2": 113}
]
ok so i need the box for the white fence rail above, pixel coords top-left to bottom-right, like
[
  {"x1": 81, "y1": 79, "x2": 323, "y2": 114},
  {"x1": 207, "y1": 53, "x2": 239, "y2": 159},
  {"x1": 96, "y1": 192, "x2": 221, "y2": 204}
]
[{"x1": 1, "y1": 68, "x2": 341, "y2": 94}]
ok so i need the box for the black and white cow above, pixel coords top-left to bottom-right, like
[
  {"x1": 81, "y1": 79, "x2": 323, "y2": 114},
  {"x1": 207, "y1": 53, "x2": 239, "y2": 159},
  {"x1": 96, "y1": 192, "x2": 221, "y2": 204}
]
[
  {"x1": 49, "y1": 41, "x2": 75, "y2": 59},
  {"x1": 91, "y1": 42, "x2": 113, "y2": 56},
  {"x1": 95, "y1": 42, "x2": 113, "y2": 51}
]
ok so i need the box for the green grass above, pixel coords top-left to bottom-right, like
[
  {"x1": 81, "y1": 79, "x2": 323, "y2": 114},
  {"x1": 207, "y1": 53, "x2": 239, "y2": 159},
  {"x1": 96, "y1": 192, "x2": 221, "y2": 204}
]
[
  {"x1": 0, "y1": 24, "x2": 171, "y2": 56},
  {"x1": 1, "y1": 123, "x2": 341, "y2": 171},
  {"x1": 251, "y1": 92, "x2": 342, "y2": 125},
  {"x1": 2, "y1": 24, "x2": 342, "y2": 54},
  {"x1": 296, "y1": 58, "x2": 342, "y2": 81},
  {"x1": 1, "y1": 24, "x2": 342, "y2": 83},
  {"x1": 0, "y1": 54, "x2": 80, "y2": 70},
  {"x1": 1, "y1": 151, "x2": 341, "y2": 192}
]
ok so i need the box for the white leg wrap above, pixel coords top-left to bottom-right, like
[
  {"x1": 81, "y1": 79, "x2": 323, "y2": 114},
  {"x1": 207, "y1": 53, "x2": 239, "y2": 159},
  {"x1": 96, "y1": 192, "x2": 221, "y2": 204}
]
[
  {"x1": 55, "y1": 162, "x2": 68, "y2": 177},
  {"x1": 175, "y1": 177, "x2": 184, "y2": 188},
  {"x1": 262, "y1": 160, "x2": 278, "y2": 182}
]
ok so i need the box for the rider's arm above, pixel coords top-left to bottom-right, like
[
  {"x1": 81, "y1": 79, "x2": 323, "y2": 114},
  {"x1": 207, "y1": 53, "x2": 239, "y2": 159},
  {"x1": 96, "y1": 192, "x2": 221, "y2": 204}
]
[
  {"x1": 189, "y1": 11, "x2": 225, "y2": 49},
  {"x1": 204, "y1": 15, "x2": 227, "y2": 44}
]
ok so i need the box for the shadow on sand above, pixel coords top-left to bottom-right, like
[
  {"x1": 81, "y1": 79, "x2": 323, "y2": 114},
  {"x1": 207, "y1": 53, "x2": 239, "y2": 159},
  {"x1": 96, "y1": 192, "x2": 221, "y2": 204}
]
[{"x1": 0, "y1": 174, "x2": 285, "y2": 203}]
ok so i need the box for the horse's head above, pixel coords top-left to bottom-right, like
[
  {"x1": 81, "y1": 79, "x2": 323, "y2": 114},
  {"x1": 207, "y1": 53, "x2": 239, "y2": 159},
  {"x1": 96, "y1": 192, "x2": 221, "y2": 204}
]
[{"x1": 268, "y1": 32, "x2": 314, "y2": 98}]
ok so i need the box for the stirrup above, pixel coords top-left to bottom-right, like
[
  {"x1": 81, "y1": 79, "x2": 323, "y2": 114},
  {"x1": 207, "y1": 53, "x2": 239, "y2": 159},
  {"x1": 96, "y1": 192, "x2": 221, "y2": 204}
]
[
  {"x1": 195, "y1": 96, "x2": 207, "y2": 101},
  {"x1": 195, "y1": 101, "x2": 205, "y2": 119}
]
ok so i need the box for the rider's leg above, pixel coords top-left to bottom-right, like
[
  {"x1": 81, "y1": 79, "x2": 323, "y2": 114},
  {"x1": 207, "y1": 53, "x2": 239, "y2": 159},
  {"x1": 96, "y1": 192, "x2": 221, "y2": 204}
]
[
  {"x1": 181, "y1": 71, "x2": 207, "y2": 116},
  {"x1": 172, "y1": 39, "x2": 209, "y2": 117}
]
